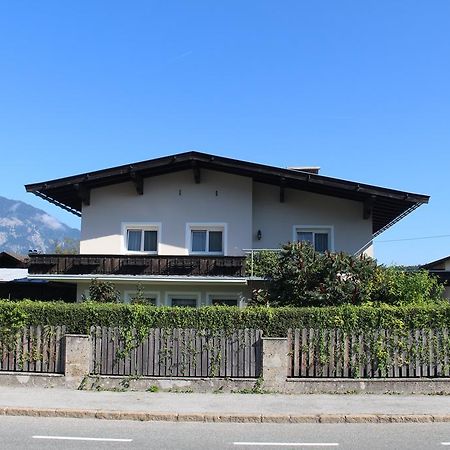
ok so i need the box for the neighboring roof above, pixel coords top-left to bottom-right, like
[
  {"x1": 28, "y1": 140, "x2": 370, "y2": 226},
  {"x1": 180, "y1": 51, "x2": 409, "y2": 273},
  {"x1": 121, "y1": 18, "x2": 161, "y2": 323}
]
[
  {"x1": 0, "y1": 251, "x2": 27, "y2": 268},
  {"x1": 422, "y1": 255, "x2": 450, "y2": 270},
  {"x1": 25, "y1": 151, "x2": 430, "y2": 237},
  {"x1": 0, "y1": 268, "x2": 28, "y2": 282}
]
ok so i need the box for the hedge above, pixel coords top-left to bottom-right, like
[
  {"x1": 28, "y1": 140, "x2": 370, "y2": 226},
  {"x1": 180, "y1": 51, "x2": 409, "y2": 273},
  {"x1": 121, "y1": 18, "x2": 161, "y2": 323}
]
[{"x1": 1, "y1": 300, "x2": 450, "y2": 336}]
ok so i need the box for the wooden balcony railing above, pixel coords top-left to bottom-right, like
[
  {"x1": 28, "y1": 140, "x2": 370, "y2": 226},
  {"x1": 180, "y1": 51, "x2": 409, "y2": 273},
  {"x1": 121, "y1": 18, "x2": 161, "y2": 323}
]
[{"x1": 28, "y1": 254, "x2": 247, "y2": 277}]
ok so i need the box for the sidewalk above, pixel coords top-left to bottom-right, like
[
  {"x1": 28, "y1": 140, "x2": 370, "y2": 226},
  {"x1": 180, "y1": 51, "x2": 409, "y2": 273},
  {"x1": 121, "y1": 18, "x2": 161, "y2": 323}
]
[{"x1": 1, "y1": 386, "x2": 450, "y2": 423}]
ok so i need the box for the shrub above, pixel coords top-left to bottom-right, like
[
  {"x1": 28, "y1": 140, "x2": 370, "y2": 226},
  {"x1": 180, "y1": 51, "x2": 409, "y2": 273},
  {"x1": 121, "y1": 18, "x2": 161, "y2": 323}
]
[
  {"x1": 86, "y1": 279, "x2": 120, "y2": 303},
  {"x1": 249, "y1": 242, "x2": 377, "y2": 307},
  {"x1": 247, "y1": 243, "x2": 445, "y2": 307},
  {"x1": 369, "y1": 266, "x2": 444, "y2": 305},
  {"x1": 1, "y1": 300, "x2": 450, "y2": 336}
]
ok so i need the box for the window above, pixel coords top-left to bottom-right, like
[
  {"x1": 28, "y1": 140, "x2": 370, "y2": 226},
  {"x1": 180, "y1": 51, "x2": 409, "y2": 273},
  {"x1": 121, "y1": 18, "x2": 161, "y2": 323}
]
[
  {"x1": 208, "y1": 293, "x2": 240, "y2": 307},
  {"x1": 294, "y1": 226, "x2": 333, "y2": 252},
  {"x1": 168, "y1": 293, "x2": 200, "y2": 308},
  {"x1": 171, "y1": 298, "x2": 197, "y2": 308},
  {"x1": 124, "y1": 291, "x2": 159, "y2": 305},
  {"x1": 211, "y1": 298, "x2": 238, "y2": 307},
  {"x1": 187, "y1": 224, "x2": 226, "y2": 254},
  {"x1": 122, "y1": 223, "x2": 160, "y2": 254}
]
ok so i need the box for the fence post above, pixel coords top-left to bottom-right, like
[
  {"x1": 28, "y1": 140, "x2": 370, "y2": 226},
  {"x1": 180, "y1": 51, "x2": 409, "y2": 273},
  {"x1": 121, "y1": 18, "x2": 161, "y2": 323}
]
[
  {"x1": 64, "y1": 334, "x2": 91, "y2": 385},
  {"x1": 262, "y1": 337, "x2": 288, "y2": 390}
]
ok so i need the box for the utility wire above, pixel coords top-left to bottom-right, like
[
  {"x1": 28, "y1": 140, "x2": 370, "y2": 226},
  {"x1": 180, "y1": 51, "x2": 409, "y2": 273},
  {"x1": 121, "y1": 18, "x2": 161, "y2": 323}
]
[{"x1": 376, "y1": 234, "x2": 450, "y2": 243}]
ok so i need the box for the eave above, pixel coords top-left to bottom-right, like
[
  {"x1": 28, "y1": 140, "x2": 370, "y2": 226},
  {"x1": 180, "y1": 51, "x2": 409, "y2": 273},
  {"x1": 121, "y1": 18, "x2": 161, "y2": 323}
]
[{"x1": 25, "y1": 151, "x2": 430, "y2": 235}]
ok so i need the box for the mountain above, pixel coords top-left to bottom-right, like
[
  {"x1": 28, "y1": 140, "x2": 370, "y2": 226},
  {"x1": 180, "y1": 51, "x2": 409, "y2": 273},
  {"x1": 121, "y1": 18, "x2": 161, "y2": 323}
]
[{"x1": 0, "y1": 195, "x2": 80, "y2": 255}]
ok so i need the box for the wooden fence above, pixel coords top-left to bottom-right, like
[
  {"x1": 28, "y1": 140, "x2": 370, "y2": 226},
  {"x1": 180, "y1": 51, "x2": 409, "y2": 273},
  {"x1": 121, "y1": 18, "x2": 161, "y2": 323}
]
[
  {"x1": 90, "y1": 327, "x2": 262, "y2": 378},
  {"x1": 0, "y1": 325, "x2": 66, "y2": 374},
  {"x1": 288, "y1": 328, "x2": 450, "y2": 378}
]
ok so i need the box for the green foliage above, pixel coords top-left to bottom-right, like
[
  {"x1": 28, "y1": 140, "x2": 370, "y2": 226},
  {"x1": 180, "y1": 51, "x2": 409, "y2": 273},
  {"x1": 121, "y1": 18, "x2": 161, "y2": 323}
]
[
  {"x1": 129, "y1": 283, "x2": 153, "y2": 305},
  {"x1": 0, "y1": 302, "x2": 29, "y2": 350},
  {"x1": 247, "y1": 243, "x2": 444, "y2": 307},
  {"x1": 2, "y1": 300, "x2": 450, "y2": 336},
  {"x1": 52, "y1": 237, "x2": 80, "y2": 255},
  {"x1": 86, "y1": 279, "x2": 120, "y2": 303},
  {"x1": 246, "y1": 250, "x2": 279, "y2": 277},
  {"x1": 369, "y1": 266, "x2": 444, "y2": 305}
]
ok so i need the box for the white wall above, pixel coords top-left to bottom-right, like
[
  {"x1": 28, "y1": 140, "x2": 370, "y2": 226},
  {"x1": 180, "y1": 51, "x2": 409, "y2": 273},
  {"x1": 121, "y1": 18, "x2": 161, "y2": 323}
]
[
  {"x1": 76, "y1": 281, "x2": 249, "y2": 306},
  {"x1": 80, "y1": 169, "x2": 253, "y2": 256},
  {"x1": 251, "y1": 182, "x2": 373, "y2": 255},
  {"x1": 80, "y1": 170, "x2": 373, "y2": 257}
]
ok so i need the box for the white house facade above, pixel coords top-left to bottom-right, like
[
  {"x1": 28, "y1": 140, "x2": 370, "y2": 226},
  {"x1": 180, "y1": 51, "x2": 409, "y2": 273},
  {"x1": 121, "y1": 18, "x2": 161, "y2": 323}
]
[{"x1": 25, "y1": 151, "x2": 429, "y2": 305}]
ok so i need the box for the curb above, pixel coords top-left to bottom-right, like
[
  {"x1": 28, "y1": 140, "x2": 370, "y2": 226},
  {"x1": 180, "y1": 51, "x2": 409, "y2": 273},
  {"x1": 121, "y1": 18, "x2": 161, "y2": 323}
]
[{"x1": 1, "y1": 407, "x2": 450, "y2": 423}]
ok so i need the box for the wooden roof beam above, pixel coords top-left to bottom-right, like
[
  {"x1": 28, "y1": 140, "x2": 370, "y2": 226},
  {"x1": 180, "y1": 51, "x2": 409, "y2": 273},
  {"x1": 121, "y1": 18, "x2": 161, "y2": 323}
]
[
  {"x1": 363, "y1": 195, "x2": 375, "y2": 220},
  {"x1": 279, "y1": 178, "x2": 286, "y2": 203},
  {"x1": 130, "y1": 172, "x2": 144, "y2": 195},
  {"x1": 192, "y1": 161, "x2": 201, "y2": 184},
  {"x1": 74, "y1": 183, "x2": 90, "y2": 206}
]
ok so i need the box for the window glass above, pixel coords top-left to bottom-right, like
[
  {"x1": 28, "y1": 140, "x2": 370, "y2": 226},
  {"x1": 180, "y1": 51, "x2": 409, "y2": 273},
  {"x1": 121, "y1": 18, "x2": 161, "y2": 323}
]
[
  {"x1": 143, "y1": 230, "x2": 157, "y2": 252},
  {"x1": 127, "y1": 230, "x2": 142, "y2": 251},
  {"x1": 129, "y1": 295, "x2": 157, "y2": 306},
  {"x1": 296, "y1": 229, "x2": 330, "y2": 252},
  {"x1": 297, "y1": 231, "x2": 313, "y2": 245},
  {"x1": 315, "y1": 233, "x2": 329, "y2": 252},
  {"x1": 209, "y1": 231, "x2": 223, "y2": 252},
  {"x1": 212, "y1": 298, "x2": 238, "y2": 307},
  {"x1": 192, "y1": 231, "x2": 207, "y2": 252},
  {"x1": 171, "y1": 298, "x2": 197, "y2": 308}
]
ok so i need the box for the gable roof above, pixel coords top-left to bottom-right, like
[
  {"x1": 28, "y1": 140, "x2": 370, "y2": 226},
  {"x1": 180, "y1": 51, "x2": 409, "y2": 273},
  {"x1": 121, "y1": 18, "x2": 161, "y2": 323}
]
[
  {"x1": 0, "y1": 251, "x2": 27, "y2": 268},
  {"x1": 422, "y1": 255, "x2": 450, "y2": 270},
  {"x1": 25, "y1": 151, "x2": 429, "y2": 237}
]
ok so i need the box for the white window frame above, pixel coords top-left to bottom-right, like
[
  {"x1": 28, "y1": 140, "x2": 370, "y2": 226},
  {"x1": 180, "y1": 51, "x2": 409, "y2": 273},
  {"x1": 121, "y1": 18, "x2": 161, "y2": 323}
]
[
  {"x1": 121, "y1": 222, "x2": 161, "y2": 255},
  {"x1": 207, "y1": 292, "x2": 241, "y2": 307},
  {"x1": 167, "y1": 292, "x2": 201, "y2": 308},
  {"x1": 185, "y1": 223, "x2": 227, "y2": 256},
  {"x1": 124, "y1": 290, "x2": 160, "y2": 306},
  {"x1": 292, "y1": 225, "x2": 334, "y2": 252}
]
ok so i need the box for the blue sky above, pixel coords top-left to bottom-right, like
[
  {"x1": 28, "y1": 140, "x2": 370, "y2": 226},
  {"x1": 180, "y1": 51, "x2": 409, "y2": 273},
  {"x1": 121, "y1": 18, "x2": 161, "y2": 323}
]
[{"x1": 1, "y1": 1, "x2": 449, "y2": 265}]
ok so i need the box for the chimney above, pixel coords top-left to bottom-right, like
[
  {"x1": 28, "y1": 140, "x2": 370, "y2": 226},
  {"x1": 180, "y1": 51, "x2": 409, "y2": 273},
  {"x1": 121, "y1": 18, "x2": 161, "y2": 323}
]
[{"x1": 287, "y1": 166, "x2": 320, "y2": 175}]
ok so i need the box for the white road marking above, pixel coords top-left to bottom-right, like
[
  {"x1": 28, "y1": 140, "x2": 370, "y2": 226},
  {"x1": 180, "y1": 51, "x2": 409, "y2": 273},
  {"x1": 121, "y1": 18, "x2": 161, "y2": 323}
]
[
  {"x1": 233, "y1": 443, "x2": 339, "y2": 447},
  {"x1": 32, "y1": 435, "x2": 132, "y2": 442}
]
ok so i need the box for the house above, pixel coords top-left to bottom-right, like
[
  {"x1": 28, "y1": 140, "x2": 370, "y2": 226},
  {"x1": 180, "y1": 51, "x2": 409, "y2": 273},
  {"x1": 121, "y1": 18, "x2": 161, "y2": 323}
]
[
  {"x1": 24, "y1": 151, "x2": 429, "y2": 306},
  {"x1": 0, "y1": 251, "x2": 76, "y2": 301},
  {"x1": 422, "y1": 256, "x2": 450, "y2": 299}
]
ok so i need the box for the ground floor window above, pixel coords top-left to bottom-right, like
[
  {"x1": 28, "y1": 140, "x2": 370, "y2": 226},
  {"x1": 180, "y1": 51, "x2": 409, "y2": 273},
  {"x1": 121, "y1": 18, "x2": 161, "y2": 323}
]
[
  {"x1": 168, "y1": 293, "x2": 200, "y2": 308},
  {"x1": 208, "y1": 294, "x2": 239, "y2": 307},
  {"x1": 124, "y1": 291, "x2": 158, "y2": 305}
]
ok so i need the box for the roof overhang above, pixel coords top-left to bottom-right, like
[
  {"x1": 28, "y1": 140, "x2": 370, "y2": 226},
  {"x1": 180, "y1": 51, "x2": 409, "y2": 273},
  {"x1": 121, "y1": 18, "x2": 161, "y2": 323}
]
[
  {"x1": 27, "y1": 274, "x2": 249, "y2": 285},
  {"x1": 421, "y1": 256, "x2": 450, "y2": 270},
  {"x1": 25, "y1": 151, "x2": 430, "y2": 236}
]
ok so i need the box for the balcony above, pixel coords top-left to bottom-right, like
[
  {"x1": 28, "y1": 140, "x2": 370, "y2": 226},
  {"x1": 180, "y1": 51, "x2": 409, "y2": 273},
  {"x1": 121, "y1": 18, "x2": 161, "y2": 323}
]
[{"x1": 27, "y1": 254, "x2": 247, "y2": 278}]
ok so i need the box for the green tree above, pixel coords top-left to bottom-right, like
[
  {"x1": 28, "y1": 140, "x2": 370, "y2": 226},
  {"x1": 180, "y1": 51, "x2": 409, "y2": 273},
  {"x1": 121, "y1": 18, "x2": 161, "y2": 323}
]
[
  {"x1": 247, "y1": 243, "x2": 444, "y2": 307},
  {"x1": 52, "y1": 237, "x2": 80, "y2": 254},
  {"x1": 86, "y1": 279, "x2": 120, "y2": 303}
]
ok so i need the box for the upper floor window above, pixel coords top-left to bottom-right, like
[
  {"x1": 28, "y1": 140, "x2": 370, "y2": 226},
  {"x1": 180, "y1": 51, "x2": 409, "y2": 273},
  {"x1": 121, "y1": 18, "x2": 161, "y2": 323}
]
[
  {"x1": 187, "y1": 223, "x2": 226, "y2": 255},
  {"x1": 294, "y1": 226, "x2": 333, "y2": 252},
  {"x1": 122, "y1": 223, "x2": 160, "y2": 254}
]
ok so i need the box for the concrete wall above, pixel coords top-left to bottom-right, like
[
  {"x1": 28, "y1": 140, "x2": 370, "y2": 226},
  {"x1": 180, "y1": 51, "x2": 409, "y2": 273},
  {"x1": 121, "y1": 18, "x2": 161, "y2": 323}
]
[
  {"x1": 80, "y1": 170, "x2": 253, "y2": 256},
  {"x1": 76, "y1": 281, "x2": 250, "y2": 306},
  {"x1": 252, "y1": 182, "x2": 373, "y2": 255}
]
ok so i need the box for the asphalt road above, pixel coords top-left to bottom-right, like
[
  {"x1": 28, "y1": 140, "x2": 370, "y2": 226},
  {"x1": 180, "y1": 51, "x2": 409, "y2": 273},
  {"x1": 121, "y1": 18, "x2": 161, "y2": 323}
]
[{"x1": 2, "y1": 416, "x2": 450, "y2": 449}]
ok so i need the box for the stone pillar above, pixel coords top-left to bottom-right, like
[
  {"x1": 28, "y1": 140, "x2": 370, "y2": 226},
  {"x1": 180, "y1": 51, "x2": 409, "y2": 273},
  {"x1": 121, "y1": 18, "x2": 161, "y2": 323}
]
[
  {"x1": 262, "y1": 337, "x2": 288, "y2": 390},
  {"x1": 64, "y1": 334, "x2": 91, "y2": 385}
]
